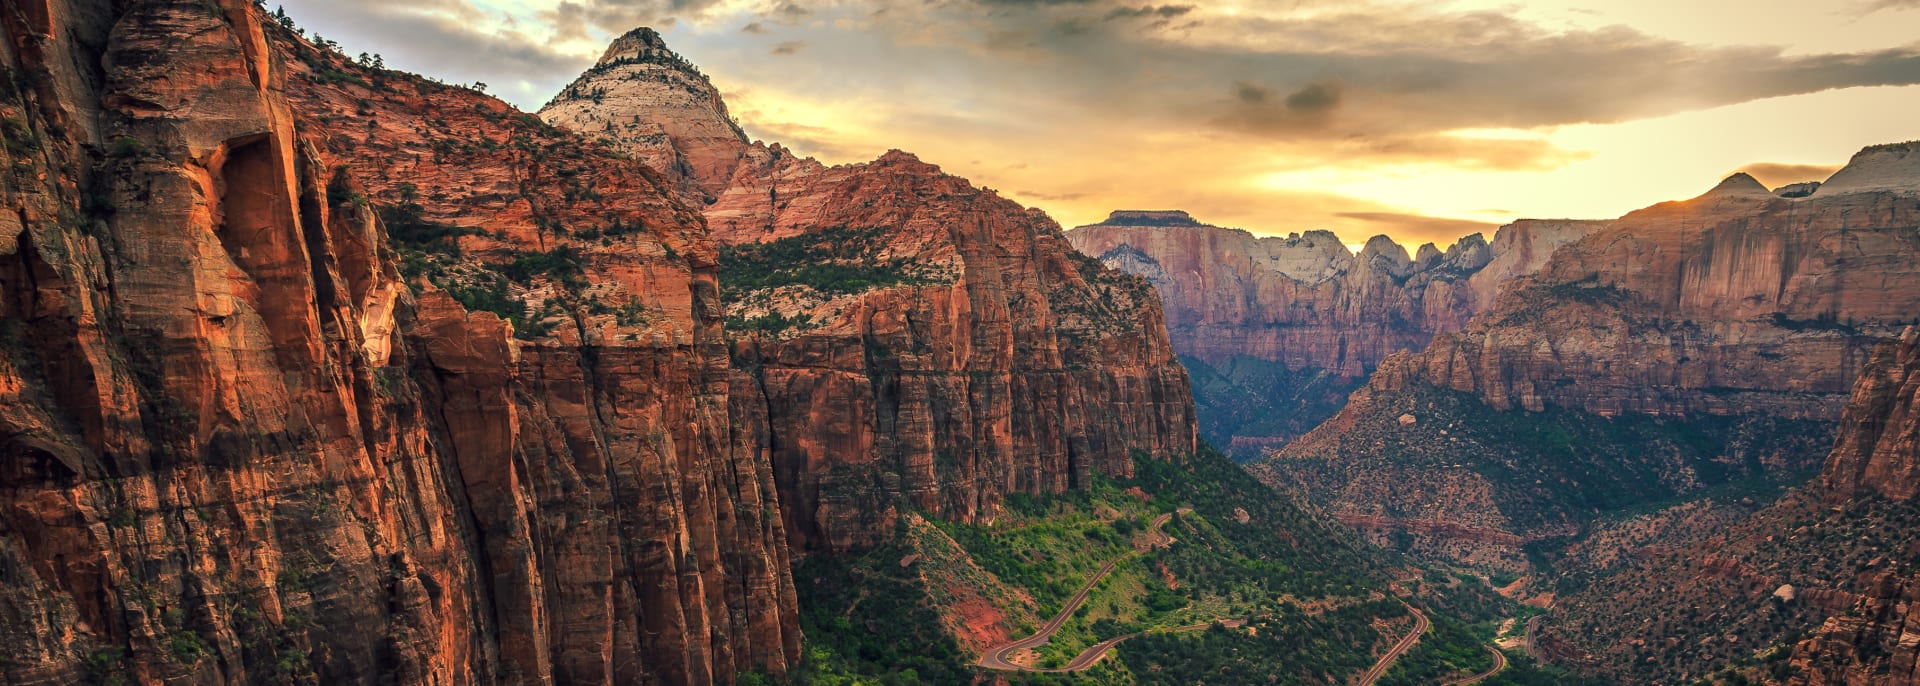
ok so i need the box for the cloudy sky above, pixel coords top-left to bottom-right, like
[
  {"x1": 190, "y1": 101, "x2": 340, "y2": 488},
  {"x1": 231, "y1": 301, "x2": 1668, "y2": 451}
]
[{"x1": 276, "y1": 0, "x2": 1920, "y2": 248}]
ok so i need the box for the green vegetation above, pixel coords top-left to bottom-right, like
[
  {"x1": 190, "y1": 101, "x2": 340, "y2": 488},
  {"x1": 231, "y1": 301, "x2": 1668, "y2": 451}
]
[
  {"x1": 107, "y1": 136, "x2": 147, "y2": 159},
  {"x1": 1269, "y1": 384, "x2": 1834, "y2": 543},
  {"x1": 784, "y1": 445, "x2": 1472, "y2": 685},
  {"x1": 933, "y1": 477, "x2": 1149, "y2": 617},
  {"x1": 1544, "y1": 277, "x2": 1633, "y2": 306},
  {"x1": 788, "y1": 541, "x2": 975, "y2": 685},
  {"x1": 717, "y1": 226, "x2": 949, "y2": 334},
  {"x1": 1769, "y1": 311, "x2": 1857, "y2": 334},
  {"x1": 1378, "y1": 613, "x2": 1494, "y2": 685},
  {"x1": 1480, "y1": 652, "x2": 1611, "y2": 686},
  {"x1": 1117, "y1": 602, "x2": 1401, "y2": 685},
  {"x1": 1, "y1": 115, "x2": 40, "y2": 156},
  {"x1": 718, "y1": 226, "x2": 933, "y2": 298}
]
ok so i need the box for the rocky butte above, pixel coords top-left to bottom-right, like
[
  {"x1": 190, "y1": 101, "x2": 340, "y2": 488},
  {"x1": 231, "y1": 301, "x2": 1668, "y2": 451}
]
[
  {"x1": 0, "y1": 1, "x2": 802, "y2": 682},
  {"x1": 541, "y1": 29, "x2": 1197, "y2": 553},
  {"x1": 1065, "y1": 209, "x2": 1600, "y2": 455},
  {"x1": 1256, "y1": 147, "x2": 1920, "y2": 571}
]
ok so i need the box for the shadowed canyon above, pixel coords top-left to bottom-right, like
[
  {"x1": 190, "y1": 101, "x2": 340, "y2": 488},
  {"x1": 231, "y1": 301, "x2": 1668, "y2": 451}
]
[{"x1": 1, "y1": 2, "x2": 1919, "y2": 685}]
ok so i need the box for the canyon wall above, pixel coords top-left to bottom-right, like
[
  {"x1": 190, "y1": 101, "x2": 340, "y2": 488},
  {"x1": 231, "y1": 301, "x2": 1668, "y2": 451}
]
[
  {"x1": 1260, "y1": 155, "x2": 1920, "y2": 570},
  {"x1": 541, "y1": 31, "x2": 1197, "y2": 553},
  {"x1": 1064, "y1": 210, "x2": 1598, "y2": 454},
  {"x1": 1782, "y1": 326, "x2": 1920, "y2": 685},
  {"x1": 1542, "y1": 328, "x2": 1920, "y2": 684},
  {"x1": 0, "y1": 1, "x2": 797, "y2": 683}
]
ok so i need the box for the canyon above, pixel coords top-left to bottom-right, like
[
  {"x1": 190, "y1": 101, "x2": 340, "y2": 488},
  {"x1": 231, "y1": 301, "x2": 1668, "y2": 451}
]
[
  {"x1": 540, "y1": 30, "x2": 1197, "y2": 553},
  {"x1": 1066, "y1": 210, "x2": 1599, "y2": 456},
  {"x1": 1257, "y1": 150, "x2": 1920, "y2": 570},
  {"x1": 0, "y1": 2, "x2": 803, "y2": 683},
  {"x1": 1542, "y1": 327, "x2": 1920, "y2": 684},
  {"x1": 0, "y1": 3, "x2": 1199, "y2": 683},
  {"x1": 5, "y1": 2, "x2": 1916, "y2": 685}
]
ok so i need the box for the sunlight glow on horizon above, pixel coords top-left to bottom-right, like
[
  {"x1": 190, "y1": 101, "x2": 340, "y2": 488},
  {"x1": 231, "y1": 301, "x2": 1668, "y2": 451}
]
[{"x1": 279, "y1": 0, "x2": 1920, "y2": 248}]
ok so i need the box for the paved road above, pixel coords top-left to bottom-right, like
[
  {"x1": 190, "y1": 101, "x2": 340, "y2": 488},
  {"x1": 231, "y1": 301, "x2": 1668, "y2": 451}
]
[
  {"x1": 1354, "y1": 604, "x2": 1429, "y2": 686},
  {"x1": 978, "y1": 509, "x2": 1188, "y2": 672},
  {"x1": 1441, "y1": 645, "x2": 1508, "y2": 686},
  {"x1": 1523, "y1": 615, "x2": 1545, "y2": 662}
]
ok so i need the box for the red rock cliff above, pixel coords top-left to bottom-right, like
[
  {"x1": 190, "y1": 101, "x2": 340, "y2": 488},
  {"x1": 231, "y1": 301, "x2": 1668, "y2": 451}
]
[
  {"x1": 0, "y1": 1, "x2": 797, "y2": 683},
  {"x1": 1064, "y1": 211, "x2": 1602, "y2": 377},
  {"x1": 1783, "y1": 327, "x2": 1920, "y2": 685},
  {"x1": 1377, "y1": 167, "x2": 1920, "y2": 420},
  {"x1": 541, "y1": 31, "x2": 1198, "y2": 553},
  {"x1": 1260, "y1": 160, "x2": 1920, "y2": 570}
]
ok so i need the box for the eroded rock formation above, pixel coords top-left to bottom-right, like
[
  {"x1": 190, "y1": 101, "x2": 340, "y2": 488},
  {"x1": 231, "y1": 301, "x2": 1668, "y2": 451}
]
[
  {"x1": 0, "y1": 2, "x2": 796, "y2": 683},
  {"x1": 541, "y1": 30, "x2": 1197, "y2": 553},
  {"x1": 1260, "y1": 154, "x2": 1920, "y2": 570},
  {"x1": 1063, "y1": 210, "x2": 1599, "y2": 454},
  {"x1": 1541, "y1": 328, "x2": 1920, "y2": 684}
]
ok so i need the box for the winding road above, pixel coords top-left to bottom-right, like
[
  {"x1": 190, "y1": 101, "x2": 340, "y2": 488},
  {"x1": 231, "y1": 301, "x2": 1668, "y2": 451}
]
[
  {"x1": 975, "y1": 509, "x2": 1505, "y2": 681},
  {"x1": 1440, "y1": 645, "x2": 1509, "y2": 686},
  {"x1": 977, "y1": 509, "x2": 1189, "y2": 672},
  {"x1": 1354, "y1": 604, "x2": 1429, "y2": 686}
]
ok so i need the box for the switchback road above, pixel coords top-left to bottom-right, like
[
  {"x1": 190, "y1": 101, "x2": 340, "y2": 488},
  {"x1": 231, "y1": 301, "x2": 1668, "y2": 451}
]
[
  {"x1": 978, "y1": 509, "x2": 1188, "y2": 672},
  {"x1": 1441, "y1": 645, "x2": 1508, "y2": 685},
  {"x1": 1354, "y1": 603, "x2": 1428, "y2": 686}
]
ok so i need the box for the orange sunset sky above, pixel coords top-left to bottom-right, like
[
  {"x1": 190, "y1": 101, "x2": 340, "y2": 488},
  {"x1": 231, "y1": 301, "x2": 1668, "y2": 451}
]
[{"x1": 277, "y1": 0, "x2": 1920, "y2": 249}]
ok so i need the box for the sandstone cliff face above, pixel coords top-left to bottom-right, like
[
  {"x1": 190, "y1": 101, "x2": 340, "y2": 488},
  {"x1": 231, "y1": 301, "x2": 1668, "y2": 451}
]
[
  {"x1": 1261, "y1": 160, "x2": 1920, "y2": 570},
  {"x1": 542, "y1": 33, "x2": 1197, "y2": 554},
  {"x1": 1063, "y1": 210, "x2": 1598, "y2": 454},
  {"x1": 1064, "y1": 211, "x2": 1601, "y2": 376},
  {"x1": 0, "y1": 2, "x2": 796, "y2": 683},
  {"x1": 1816, "y1": 326, "x2": 1920, "y2": 501},
  {"x1": 1781, "y1": 327, "x2": 1920, "y2": 685},
  {"x1": 1377, "y1": 169, "x2": 1920, "y2": 420},
  {"x1": 537, "y1": 28, "x2": 750, "y2": 204}
]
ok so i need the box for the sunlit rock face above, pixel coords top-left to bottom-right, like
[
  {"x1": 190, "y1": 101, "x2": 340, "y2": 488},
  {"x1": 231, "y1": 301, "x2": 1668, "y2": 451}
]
[
  {"x1": 542, "y1": 29, "x2": 1198, "y2": 553},
  {"x1": 1257, "y1": 153, "x2": 1920, "y2": 570},
  {"x1": 1063, "y1": 210, "x2": 1599, "y2": 456},
  {"x1": 1065, "y1": 210, "x2": 1600, "y2": 377},
  {"x1": 0, "y1": 2, "x2": 798, "y2": 683}
]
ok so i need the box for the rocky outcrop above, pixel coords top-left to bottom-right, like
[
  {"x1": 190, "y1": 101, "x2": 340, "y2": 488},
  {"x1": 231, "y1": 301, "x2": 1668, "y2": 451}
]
[
  {"x1": 538, "y1": 28, "x2": 750, "y2": 204},
  {"x1": 0, "y1": 2, "x2": 796, "y2": 683},
  {"x1": 1817, "y1": 327, "x2": 1920, "y2": 500},
  {"x1": 1065, "y1": 211, "x2": 1600, "y2": 376},
  {"x1": 542, "y1": 32, "x2": 1197, "y2": 552},
  {"x1": 1779, "y1": 328, "x2": 1920, "y2": 685},
  {"x1": 1063, "y1": 211, "x2": 1598, "y2": 454},
  {"x1": 1374, "y1": 170, "x2": 1920, "y2": 421},
  {"x1": 1260, "y1": 160, "x2": 1920, "y2": 570}
]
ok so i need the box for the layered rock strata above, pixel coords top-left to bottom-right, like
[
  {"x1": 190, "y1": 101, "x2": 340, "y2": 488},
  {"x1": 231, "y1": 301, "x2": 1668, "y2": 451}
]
[
  {"x1": 541, "y1": 31, "x2": 1198, "y2": 552},
  {"x1": 0, "y1": 2, "x2": 798, "y2": 683},
  {"x1": 1260, "y1": 154, "x2": 1920, "y2": 569},
  {"x1": 1544, "y1": 328, "x2": 1920, "y2": 684},
  {"x1": 1065, "y1": 211, "x2": 1601, "y2": 377},
  {"x1": 1063, "y1": 210, "x2": 1599, "y2": 454}
]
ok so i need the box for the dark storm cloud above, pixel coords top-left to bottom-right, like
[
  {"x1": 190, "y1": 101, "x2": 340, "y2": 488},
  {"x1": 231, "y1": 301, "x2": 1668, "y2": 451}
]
[
  {"x1": 1102, "y1": 4, "x2": 1194, "y2": 21},
  {"x1": 814, "y1": 0, "x2": 1920, "y2": 157},
  {"x1": 1283, "y1": 82, "x2": 1340, "y2": 112}
]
